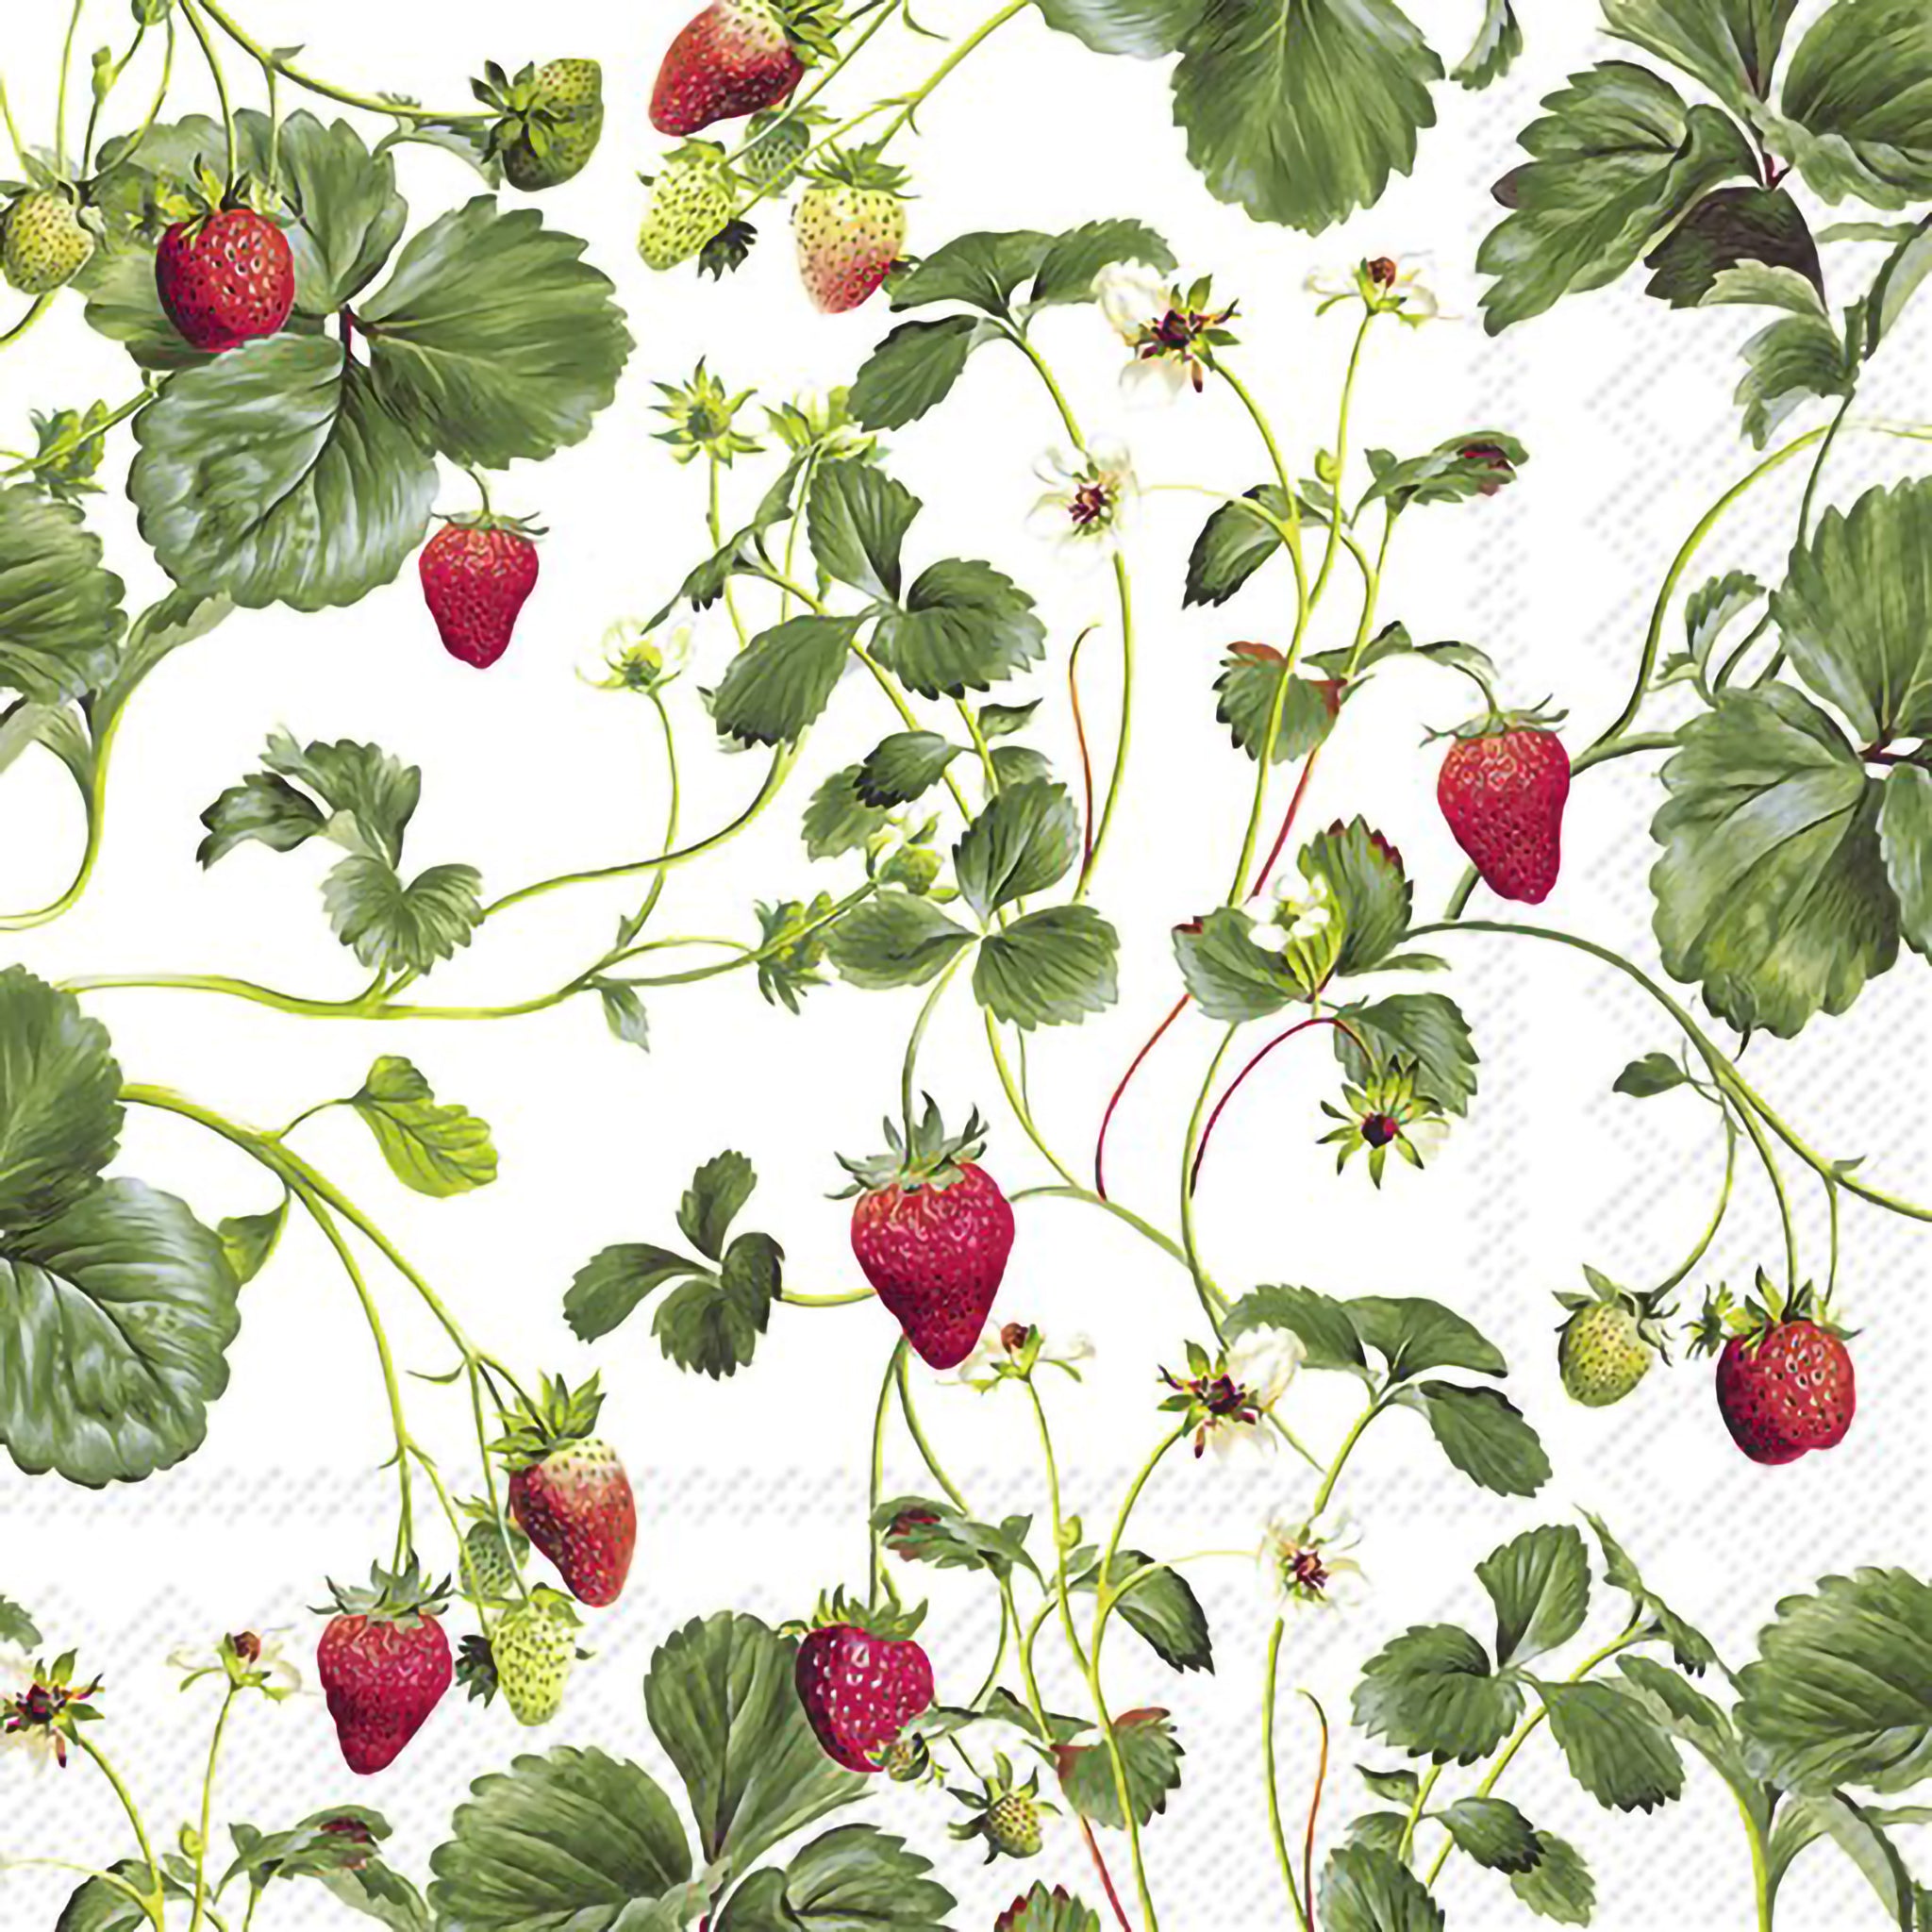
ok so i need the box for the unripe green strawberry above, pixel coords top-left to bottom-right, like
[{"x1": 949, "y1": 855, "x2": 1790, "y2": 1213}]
[
  {"x1": 1556, "y1": 1269, "x2": 1672, "y2": 1407},
  {"x1": 3, "y1": 190, "x2": 94, "y2": 294},
  {"x1": 459, "y1": 1517, "x2": 526, "y2": 1603},
  {"x1": 986, "y1": 1789, "x2": 1044, "y2": 1858},
  {"x1": 477, "y1": 58, "x2": 606, "y2": 192},
  {"x1": 493, "y1": 1591, "x2": 578, "y2": 1726},
  {"x1": 739, "y1": 108, "x2": 821, "y2": 192},
  {"x1": 639, "y1": 143, "x2": 735, "y2": 271}
]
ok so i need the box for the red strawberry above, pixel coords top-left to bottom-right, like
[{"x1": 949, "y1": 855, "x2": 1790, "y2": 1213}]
[
  {"x1": 794, "y1": 148, "x2": 906, "y2": 313},
  {"x1": 419, "y1": 512, "x2": 541, "y2": 669},
  {"x1": 156, "y1": 205, "x2": 295, "y2": 353},
  {"x1": 651, "y1": 0, "x2": 836, "y2": 136},
  {"x1": 1435, "y1": 708, "x2": 1571, "y2": 904},
  {"x1": 1691, "y1": 1278, "x2": 1856, "y2": 1465},
  {"x1": 496, "y1": 1374, "x2": 638, "y2": 1607},
  {"x1": 840, "y1": 1100, "x2": 1015, "y2": 1370},
  {"x1": 793, "y1": 1588, "x2": 934, "y2": 1773},
  {"x1": 314, "y1": 1559, "x2": 454, "y2": 1775}
]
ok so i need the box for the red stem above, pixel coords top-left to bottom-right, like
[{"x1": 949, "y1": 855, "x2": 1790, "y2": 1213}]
[
  {"x1": 1081, "y1": 1815, "x2": 1138, "y2": 1932},
  {"x1": 1249, "y1": 743, "x2": 1324, "y2": 899},
  {"x1": 1094, "y1": 993, "x2": 1189, "y2": 1199},
  {"x1": 1302, "y1": 1690, "x2": 1329, "y2": 1917},
  {"x1": 1189, "y1": 1014, "x2": 1361, "y2": 1194}
]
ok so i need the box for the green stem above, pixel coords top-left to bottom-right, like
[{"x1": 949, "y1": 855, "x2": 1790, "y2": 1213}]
[
  {"x1": 900, "y1": 950, "x2": 966, "y2": 1144},
  {"x1": 895, "y1": 1345, "x2": 968, "y2": 1510},
  {"x1": 188, "y1": 1685, "x2": 240, "y2": 1932},
  {"x1": 781, "y1": 1285, "x2": 875, "y2": 1307},
  {"x1": 872, "y1": 0, "x2": 1026, "y2": 142},
  {"x1": 75, "y1": 1737, "x2": 165, "y2": 1927},
  {"x1": 1177, "y1": 1028, "x2": 1239, "y2": 1322},
  {"x1": 1306, "y1": 308, "x2": 1375, "y2": 614},
  {"x1": 1263, "y1": 1620, "x2": 1313, "y2": 1932},
  {"x1": 179, "y1": 0, "x2": 239, "y2": 182},
  {"x1": 720, "y1": 0, "x2": 904, "y2": 169},
  {"x1": 867, "y1": 1341, "x2": 905, "y2": 1606},
  {"x1": 54, "y1": 0, "x2": 85, "y2": 170},
  {"x1": 1657, "y1": 1116, "x2": 1738, "y2": 1295}
]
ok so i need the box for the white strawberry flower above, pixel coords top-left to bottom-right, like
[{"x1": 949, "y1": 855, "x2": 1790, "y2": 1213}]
[
  {"x1": 953, "y1": 1323, "x2": 1094, "y2": 1390},
  {"x1": 1091, "y1": 261, "x2": 1233, "y2": 404},
  {"x1": 1028, "y1": 439, "x2": 1139, "y2": 565},
  {"x1": 168, "y1": 1627, "x2": 304, "y2": 1700},
  {"x1": 1306, "y1": 253, "x2": 1456, "y2": 325},
  {"x1": 1257, "y1": 1507, "x2": 1366, "y2": 1611}
]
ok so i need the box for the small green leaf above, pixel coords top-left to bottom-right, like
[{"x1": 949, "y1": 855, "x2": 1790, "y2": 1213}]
[
  {"x1": 563, "y1": 1242, "x2": 706, "y2": 1343},
  {"x1": 0, "y1": 483, "x2": 126, "y2": 704},
  {"x1": 709, "y1": 616, "x2": 861, "y2": 746},
  {"x1": 1213, "y1": 649, "x2": 1339, "y2": 765},
  {"x1": 1613, "y1": 1052, "x2": 1689, "y2": 1096},
  {"x1": 1512, "y1": 1833, "x2": 1595, "y2": 1924},
  {"x1": 655, "y1": 1232, "x2": 781, "y2": 1378},
  {"x1": 679, "y1": 1152, "x2": 755, "y2": 1262},
  {"x1": 804, "y1": 767, "x2": 891, "y2": 858},
  {"x1": 1734, "y1": 307, "x2": 1856, "y2": 446},
  {"x1": 1455, "y1": 0, "x2": 1524, "y2": 88},
  {"x1": 1072, "y1": 1551, "x2": 1213, "y2": 1674},
  {"x1": 953, "y1": 779, "x2": 1081, "y2": 920},
  {"x1": 857, "y1": 732, "x2": 961, "y2": 807},
  {"x1": 872, "y1": 559, "x2": 1046, "y2": 699},
  {"x1": 1224, "y1": 1284, "x2": 1366, "y2": 1374},
  {"x1": 887, "y1": 231, "x2": 1052, "y2": 312},
  {"x1": 1028, "y1": 219, "x2": 1175, "y2": 305},
  {"x1": 808, "y1": 462, "x2": 919, "y2": 602},
  {"x1": 1361, "y1": 432, "x2": 1528, "y2": 510},
  {"x1": 217, "y1": 1198, "x2": 288, "y2": 1288},
  {"x1": 974, "y1": 906, "x2": 1119, "y2": 1028},
  {"x1": 1318, "y1": 1845, "x2": 1445, "y2": 1932},
  {"x1": 1477, "y1": 1524, "x2": 1591, "y2": 1666},
  {"x1": 0, "y1": 1591, "x2": 41, "y2": 1649},
  {"x1": 1335, "y1": 992, "x2": 1479, "y2": 1115},
  {"x1": 1058, "y1": 1707, "x2": 1183, "y2": 1826},
  {"x1": 1354, "y1": 1625, "x2": 1524, "y2": 1764},
  {"x1": 1540, "y1": 1681, "x2": 1685, "y2": 1812},
  {"x1": 1438, "y1": 1796, "x2": 1541, "y2": 1873},
  {"x1": 875, "y1": 1495, "x2": 1039, "y2": 1580},
  {"x1": 826, "y1": 893, "x2": 974, "y2": 989},
  {"x1": 850, "y1": 317, "x2": 991, "y2": 430},
  {"x1": 1358, "y1": 1767, "x2": 1422, "y2": 1805},
  {"x1": 324, "y1": 858, "x2": 483, "y2": 976},
  {"x1": 975, "y1": 1884, "x2": 1101, "y2": 1932},
  {"x1": 595, "y1": 980, "x2": 651, "y2": 1051},
  {"x1": 349, "y1": 1057, "x2": 497, "y2": 1197},
  {"x1": 1300, "y1": 818, "x2": 1411, "y2": 973},
  {"x1": 1413, "y1": 1382, "x2": 1550, "y2": 1497},
  {"x1": 1185, "y1": 486, "x2": 1292, "y2": 607}
]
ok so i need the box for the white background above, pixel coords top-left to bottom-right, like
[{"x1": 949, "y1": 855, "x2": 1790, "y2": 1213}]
[{"x1": 5, "y1": 0, "x2": 1931, "y2": 1924}]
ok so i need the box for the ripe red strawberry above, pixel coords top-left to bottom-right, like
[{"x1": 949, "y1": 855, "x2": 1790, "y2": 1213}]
[
  {"x1": 839, "y1": 1100, "x2": 1015, "y2": 1370},
  {"x1": 495, "y1": 1374, "x2": 638, "y2": 1607},
  {"x1": 1435, "y1": 708, "x2": 1571, "y2": 904},
  {"x1": 419, "y1": 512, "x2": 541, "y2": 669},
  {"x1": 156, "y1": 205, "x2": 295, "y2": 353},
  {"x1": 793, "y1": 1587, "x2": 934, "y2": 1773},
  {"x1": 314, "y1": 1559, "x2": 454, "y2": 1775},
  {"x1": 651, "y1": 0, "x2": 836, "y2": 136},
  {"x1": 1690, "y1": 1277, "x2": 1856, "y2": 1465},
  {"x1": 794, "y1": 148, "x2": 906, "y2": 313}
]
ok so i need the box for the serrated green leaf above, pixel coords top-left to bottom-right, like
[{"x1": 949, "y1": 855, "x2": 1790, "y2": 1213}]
[
  {"x1": 710, "y1": 616, "x2": 861, "y2": 746},
  {"x1": 1335, "y1": 991, "x2": 1479, "y2": 1115},
  {"x1": 0, "y1": 483, "x2": 126, "y2": 704},
  {"x1": 654, "y1": 1232, "x2": 780, "y2": 1378},
  {"x1": 0, "y1": 965, "x2": 124, "y2": 1231},
  {"x1": 715, "y1": 1824, "x2": 955, "y2": 1932},
  {"x1": 1300, "y1": 817, "x2": 1410, "y2": 973},
  {"x1": 348, "y1": 1057, "x2": 496, "y2": 1197},
  {"x1": 1438, "y1": 1796, "x2": 1541, "y2": 1873},
  {"x1": 1511, "y1": 1832, "x2": 1595, "y2": 1924},
  {"x1": 1413, "y1": 1382, "x2": 1550, "y2": 1496},
  {"x1": 827, "y1": 893, "x2": 974, "y2": 989},
  {"x1": 804, "y1": 766, "x2": 892, "y2": 858},
  {"x1": 887, "y1": 231, "x2": 1051, "y2": 312},
  {"x1": 808, "y1": 462, "x2": 918, "y2": 602},
  {"x1": 1477, "y1": 1525, "x2": 1591, "y2": 1667},
  {"x1": 954, "y1": 779, "x2": 1080, "y2": 920},
  {"x1": 323, "y1": 858, "x2": 483, "y2": 975},
  {"x1": 1073, "y1": 1551, "x2": 1212, "y2": 1674},
  {"x1": 1213, "y1": 649, "x2": 1339, "y2": 766},
  {"x1": 850, "y1": 316, "x2": 991, "y2": 430},
  {"x1": 1224, "y1": 1284, "x2": 1366, "y2": 1374},
  {"x1": 563, "y1": 1242, "x2": 706, "y2": 1343},
  {"x1": 1354, "y1": 1625, "x2": 1524, "y2": 1764},
  {"x1": 1540, "y1": 1680, "x2": 1685, "y2": 1812},
  {"x1": 1455, "y1": 0, "x2": 1523, "y2": 88},
  {"x1": 1318, "y1": 1845, "x2": 1445, "y2": 1932},
  {"x1": 1057, "y1": 1707, "x2": 1183, "y2": 1826},
  {"x1": 1604, "y1": 0, "x2": 1800, "y2": 119},
  {"x1": 974, "y1": 906, "x2": 1118, "y2": 1028},
  {"x1": 858, "y1": 731, "x2": 961, "y2": 807},
  {"x1": 1185, "y1": 485, "x2": 1293, "y2": 607},
  {"x1": 679, "y1": 1151, "x2": 755, "y2": 1262},
  {"x1": 1028, "y1": 219, "x2": 1175, "y2": 305},
  {"x1": 1642, "y1": 184, "x2": 1821, "y2": 307},
  {"x1": 1768, "y1": 0, "x2": 1932, "y2": 208},
  {"x1": 872, "y1": 559, "x2": 1046, "y2": 699}
]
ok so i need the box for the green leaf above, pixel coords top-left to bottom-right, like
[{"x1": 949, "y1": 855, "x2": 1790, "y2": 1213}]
[
  {"x1": 858, "y1": 732, "x2": 962, "y2": 807},
  {"x1": 1768, "y1": 0, "x2": 1932, "y2": 208},
  {"x1": 1774, "y1": 480, "x2": 1932, "y2": 747},
  {"x1": 1583, "y1": 1512, "x2": 1718, "y2": 1674},
  {"x1": 1540, "y1": 1681, "x2": 1685, "y2": 1812},
  {"x1": 1880, "y1": 764, "x2": 1932, "y2": 962},
  {"x1": 1318, "y1": 1845, "x2": 1445, "y2": 1932},
  {"x1": 1058, "y1": 1707, "x2": 1183, "y2": 1826},
  {"x1": 1185, "y1": 486, "x2": 1293, "y2": 607},
  {"x1": 1074, "y1": 1551, "x2": 1213, "y2": 1674},
  {"x1": 1734, "y1": 307, "x2": 1856, "y2": 446},
  {"x1": 808, "y1": 462, "x2": 919, "y2": 602},
  {"x1": 1651, "y1": 684, "x2": 1897, "y2": 1038},
  {"x1": 804, "y1": 767, "x2": 892, "y2": 858},
  {"x1": 1737, "y1": 1568, "x2": 1932, "y2": 1794},
  {"x1": 1455, "y1": 0, "x2": 1524, "y2": 88},
  {"x1": 974, "y1": 906, "x2": 1119, "y2": 1028},
  {"x1": 1642, "y1": 185, "x2": 1821, "y2": 307},
  {"x1": 1173, "y1": 0, "x2": 1442, "y2": 233},
  {"x1": 1213, "y1": 650, "x2": 1339, "y2": 765},
  {"x1": 1857, "y1": 215, "x2": 1932, "y2": 355},
  {"x1": 888, "y1": 230, "x2": 1052, "y2": 311},
  {"x1": 0, "y1": 1591, "x2": 41, "y2": 1648},
  {"x1": 564, "y1": 1242, "x2": 707, "y2": 1342},
  {"x1": 655, "y1": 1233, "x2": 781, "y2": 1378},
  {"x1": 978, "y1": 1885, "x2": 1101, "y2": 1932},
  {"x1": 1615, "y1": 1656, "x2": 1756, "y2": 1800},
  {"x1": 876, "y1": 1495, "x2": 1040, "y2": 1580},
  {"x1": 1412, "y1": 1382, "x2": 1551, "y2": 1496},
  {"x1": 851, "y1": 317, "x2": 991, "y2": 430},
  {"x1": 1300, "y1": 818, "x2": 1410, "y2": 973},
  {"x1": 1172, "y1": 907, "x2": 1302, "y2": 1022},
  {"x1": 644, "y1": 1610, "x2": 865, "y2": 1869},
  {"x1": 130, "y1": 335, "x2": 437, "y2": 611},
  {"x1": 1478, "y1": 62, "x2": 1757, "y2": 332},
  {"x1": 1604, "y1": 0, "x2": 1800, "y2": 117},
  {"x1": 58, "y1": 1862, "x2": 182, "y2": 1932},
  {"x1": 0, "y1": 483, "x2": 126, "y2": 704},
  {"x1": 426, "y1": 1747, "x2": 694, "y2": 1932},
  {"x1": 827, "y1": 892, "x2": 975, "y2": 989},
  {"x1": 596, "y1": 979, "x2": 652, "y2": 1051},
  {"x1": 1029, "y1": 219, "x2": 1176, "y2": 304},
  {"x1": 1361, "y1": 432, "x2": 1529, "y2": 510},
  {"x1": 1031, "y1": 0, "x2": 1199, "y2": 58},
  {"x1": 358, "y1": 197, "x2": 631, "y2": 467},
  {"x1": 0, "y1": 1179, "x2": 240, "y2": 1486},
  {"x1": 315, "y1": 1862, "x2": 430, "y2": 1932},
  {"x1": 954, "y1": 779, "x2": 1081, "y2": 919},
  {"x1": 715, "y1": 1825, "x2": 955, "y2": 1932},
  {"x1": 1358, "y1": 1767, "x2": 1422, "y2": 1806},
  {"x1": 710, "y1": 616, "x2": 861, "y2": 746},
  {"x1": 201, "y1": 732, "x2": 421, "y2": 869},
  {"x1": 216, "y1": 1198, "x2": 288, "y2": 1287},
  {"x1": 1335, "y1": 992, "x2": 1479, "y2": 1115},
  {"x1": 1613, "y1": 1051, "x2": 1689, "y2": 1097},
  {"x1": 349, "y1": 1057, "x2": 497, "y2": 1197},
  {"x1": 872, "y1": 559, "x2": 1046, "y2": 699},
  {"x1": 1510, "y1": 1833, "x2": 1595, "y2": 1924},
  {"x1": 0, "y1": 966, "x2": 124, "y2": 1230},
  {"x1": 679, "y1": 1151, "x2": 756, "y2": 1261},
  {"x1": 1224, "y1": 1284, "x2": 1366, "y2": 1375},
  {"x1": 324, "y1": 858, "x2": 483, "y2": 976},
  {"x1": 1349, "y1": 1296, "x2": 1506, "y2": 1379},
  {"x1": 1353, "y1": 1625, "x2": 1524, "y2": 1764},
  {"x1": 1477, "y1": 1525, "x2": 1591, "y2": 1667},
  {"x1": 1767, "y1": 1793, "x2": 1924, "y2": 1925},
  {"x1": 1438, "y1": 1797, "x2": 1541, "y2": 1874}
]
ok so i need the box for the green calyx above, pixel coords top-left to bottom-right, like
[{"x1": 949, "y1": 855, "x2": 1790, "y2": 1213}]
[
  {"x1": 474, "y1": 58, "x2": 605, "y2": 188},
  {"x1": 835, "y1": 1094, "x2": 988, "y2": 1196},
  {"x1": 1429, "y1": 696, "x2": 1567, "y2": 744},
  {"x1": 653, "y1": 359, "x2": 760, "y2": 466},
  {"x1": 774, "y1": 0, "x2": 842, "y2": 65},
  {"x1": 1689, "y1": 1272, "x2": 1846, "y2": 1357},
  {"x1": 1556, "y1": 1266, "x2": 1675, "y2": 1358},
  {"x1": 491, "y1": 1372, "x2": 605, "y2": 1470},
  {"x1": 805, "y1": 141, "x2": 909, "y2": 199},
  {"x1": 316, "y1": 1555, "x2": 451, "y2": 1629},
  {"x1": 794, "y1": 1577, "x2": 927, "y2": 1641},
  {"x1": 948, "y1": 1751, "x2": 1055, "y2": 1861},
  {"x1": 153, "y1": 161, "x2": 287, "y2": 238}
]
